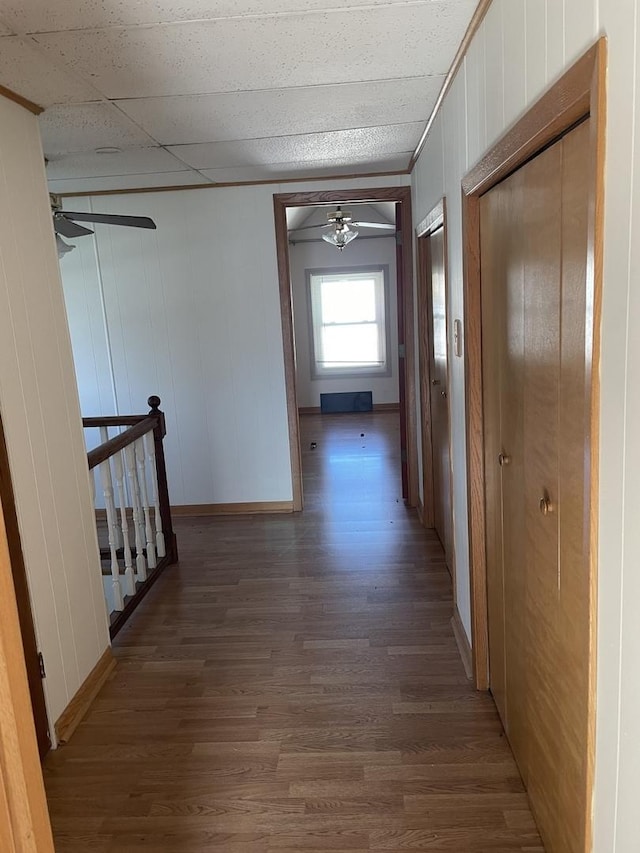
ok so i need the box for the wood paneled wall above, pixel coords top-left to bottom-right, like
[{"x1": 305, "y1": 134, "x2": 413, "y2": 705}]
[
  {"x1": 0, "y1": 94, "x2": 110, "y2": 732},
  {"x1": 410, "y1": 0, "x2": 640, "y2": 847}
]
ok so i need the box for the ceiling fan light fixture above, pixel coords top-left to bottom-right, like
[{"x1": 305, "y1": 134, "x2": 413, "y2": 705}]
[
  {"x1": 56, "y1": 233, "x2": 76, "y2": 257},
  {"x1": 322, "y1": 226, "x2": 358, "y2": 251}
]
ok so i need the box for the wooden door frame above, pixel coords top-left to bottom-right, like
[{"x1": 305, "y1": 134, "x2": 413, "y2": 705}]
[
  {"x1": 0, "y1": 416, "x2": 50, "y2": 758},
  {"x1": 0, "y1": 495, "x2": 55, "y2": 850},
  {"x1": 415, "y1": 199, "x2": 446, "y2": 526},
  {"x1": 415, "y1": 198, "x2": 457, "y2": 583},
  {"x1": 462, "y1": 36, "x2": 605, "y2": 740},
  {"x1": 273, "y1": 186, "x2": 418, "y2": 510}
]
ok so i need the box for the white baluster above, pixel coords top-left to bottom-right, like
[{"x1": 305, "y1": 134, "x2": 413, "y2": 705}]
[
  {"x1": 114, "y1": 447, "x2": 136, "y2": 597},
  {"x1": 100, "y1": 426, "x2": 121, "y2": 549},
  {"x1": 136, "y1": 436, "x2": 156, "y2": 569},
  {"x1": 99, "y1": 457, "x2": 124, "y2": 611},
  {"x1": 143, "y1": 430, "x2": 166, "y2": 558},
  {"x1": 125, "y1": 442, "x2": 147, "y2": 581}
]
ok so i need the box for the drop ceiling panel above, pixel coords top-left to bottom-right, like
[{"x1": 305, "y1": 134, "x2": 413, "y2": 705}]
[
  {"x1": 168, "y1": 124, "x2": 422, "y2": 169},
  {"x1": 0, "y1": 36, "x2": 99, "y2": 105},
  {"x1": 46, "y1": 147, "x2": 193, "y2": 179},
  {"x1": 39, "y1": 103, "x2": 156, "y2": 155},
  {"x1": 2, "y1": 0, "x2": 473, "y2": 33},
  {"x1": 199, "y1": 154, "x2": 410, "y2": 184},
  {"x1": 48, "y1": 171, "x2": 211, "y2": 194},
  {"x1": 33, "y1": 3, "x2": 477, "y2": 99},
  {"x1": 115, "y1": 76, "x2": 441, "y2": 146}
]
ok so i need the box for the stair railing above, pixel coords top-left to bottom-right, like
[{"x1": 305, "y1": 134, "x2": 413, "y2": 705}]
[{"x1": 84, "y1": 396, "x2": 178, "y2": 637}]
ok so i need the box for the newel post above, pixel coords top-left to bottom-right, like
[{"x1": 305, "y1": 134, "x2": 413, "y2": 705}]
[{"x1": 148, "y1": 396, "x2": 178, "y2": 562}]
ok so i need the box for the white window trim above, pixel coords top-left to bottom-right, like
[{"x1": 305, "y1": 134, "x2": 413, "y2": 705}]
[{"x1": 306, "y1": 265, "x2": 392, "y2": 381}]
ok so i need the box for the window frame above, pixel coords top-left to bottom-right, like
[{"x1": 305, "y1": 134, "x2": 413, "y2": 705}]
[{"x1": 306, "y1": 265, "x2": 392, "y2": 381}]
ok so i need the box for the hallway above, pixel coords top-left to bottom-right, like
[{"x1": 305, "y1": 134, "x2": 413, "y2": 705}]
[{"x1": 43, "y1": 412, "x2": 543, "y2": 851}]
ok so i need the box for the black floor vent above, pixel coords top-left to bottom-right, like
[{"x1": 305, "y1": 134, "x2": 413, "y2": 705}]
[{"x1": 320, "y1": 391, "x2": 373, "y2": 414}]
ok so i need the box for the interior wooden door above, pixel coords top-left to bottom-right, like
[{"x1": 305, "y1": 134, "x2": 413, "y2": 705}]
[
  {"x1": 480, "y1": 120, "x2": 592, "y2": 853},
  {"x1": 0, "y1": 415, "x2": 50, "y2": 758},
  {"x1": 427, "y1": 227, "x2": 452, "y2": 566}
]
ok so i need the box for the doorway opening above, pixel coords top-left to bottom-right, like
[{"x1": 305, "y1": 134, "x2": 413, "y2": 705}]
[{"x1": 273, "y1": 187, "x2": 417, "y2": 512}]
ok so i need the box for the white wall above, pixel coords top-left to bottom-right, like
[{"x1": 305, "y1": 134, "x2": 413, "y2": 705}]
[
  {"x1": 410, "y1": 0, "x2": 640, "y2": 847},
  {"x1": 289, "y1": 210, "x2": 399, "y2": 409},
  {"x1": 0, "y1": 94, "x2": 110, "y2": 735},
  {"x1": 60, "y1": 175, "x2": 409, "y2": 507}
]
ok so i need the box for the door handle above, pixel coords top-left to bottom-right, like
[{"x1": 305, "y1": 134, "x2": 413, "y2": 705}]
[
  {"x1": 440, "y1": 390, "x2": 447, "y2": 398},
  {"x1": 498, "y1": 452, "x2": 511, "y2": 467},
  {"x1": 431, "y1": 379, "x2": 441, "y2": 386},
  {"x1": 539, "y1": 495, "x2": 554, "y2": 516}
]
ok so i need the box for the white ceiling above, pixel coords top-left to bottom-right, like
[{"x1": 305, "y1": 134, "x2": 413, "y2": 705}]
[{"x1": 0, "y1": 0, "x2": 478, "y2": 193}]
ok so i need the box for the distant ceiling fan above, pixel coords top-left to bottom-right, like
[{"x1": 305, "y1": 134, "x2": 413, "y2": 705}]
[
  {"x1": 50, "y1": 193, "x2": 157, "y2": 257},
  {"x1": 289, "y1": 206, "x2": 394, "y2": 250}
]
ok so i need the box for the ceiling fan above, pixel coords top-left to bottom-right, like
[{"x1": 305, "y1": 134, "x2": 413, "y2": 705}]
[
  {"x1": 289, "y1": 206, "x2": 394, "y2": 250},
  {"x1": 50, "y1": 193, "x2": 157, "y2": 257}
]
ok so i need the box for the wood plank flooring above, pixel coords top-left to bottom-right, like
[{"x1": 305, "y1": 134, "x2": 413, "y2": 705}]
[{"x1": 43, "y1": 413, "x2": 543, "y2": 852}]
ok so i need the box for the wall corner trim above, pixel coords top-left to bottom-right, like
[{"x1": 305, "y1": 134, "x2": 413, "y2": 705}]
[
  {"x1": 409, "y1": 0, "x2": 493, "y2": 169},
  {"x1": 0, "y1": 84, "x2": 44, "y2": 116},
  {"x1": 451, "y1": 606, "x2": 473, "y2": 680},
  {"x1": 54, "y1": 647, "x2": 116, "y2": 745}
]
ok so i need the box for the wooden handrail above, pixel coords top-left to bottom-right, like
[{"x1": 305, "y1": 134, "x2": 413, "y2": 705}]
[
  {"x1": 84, "y1": 396, "x2": 178, "y2": 639},
  {"x1": 87, "y1": 416, "x2": 158, "y2": 470},
  {"x1": 82, "y1": 415, "x2": 145, "y2": 428}
]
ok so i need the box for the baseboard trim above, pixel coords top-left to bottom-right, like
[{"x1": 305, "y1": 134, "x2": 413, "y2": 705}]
[
  {"x1": 451, "y1": 606, "x2": 473, "y2": 680},
  {"x1": 55, "y1": 648, "x2": 116, "y2": 745},
  {"x1": 298, "y1": 403, "x2": 400, "y2": 415},
  {"x1": 172, "y1": 501, "x2": 294, "y2": 517}
]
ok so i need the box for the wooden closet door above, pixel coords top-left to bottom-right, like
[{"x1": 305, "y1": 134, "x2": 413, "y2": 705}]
[
  {"x1": 481, "y1": 165, "x2": 527, "y2": 771},
  {"x1": 554, "y1": 119, "x2": 592, "y2": 853},
  {"x1": 480, "y1": 182, "x2": 508, "y2": 726},
  {"x1": 521, "y1": 138, "x2": 564, "y2": 840},
  {"x1": 481, "y1": 120, "x2": 592, "y2": 853}
]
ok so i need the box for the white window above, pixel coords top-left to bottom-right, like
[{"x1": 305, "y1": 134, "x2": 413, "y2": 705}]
[{"x1": 307, "y1": 267, "x2": 390, "y2": 379}]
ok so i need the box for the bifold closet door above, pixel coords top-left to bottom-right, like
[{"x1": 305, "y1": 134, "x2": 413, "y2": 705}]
[
  {"x1": 481, "y1": 159, "x2": 528, "y2": 778},
  {"x1": 480, "y1": 119, "x2": 591, "y2": 853}
]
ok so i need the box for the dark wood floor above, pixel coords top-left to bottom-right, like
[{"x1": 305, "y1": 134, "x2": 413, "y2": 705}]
[{"x1": 43, "y1": 412, "x2": 543, "y2": 851}]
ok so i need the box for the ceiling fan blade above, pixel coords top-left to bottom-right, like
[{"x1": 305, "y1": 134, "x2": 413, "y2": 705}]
[
  {"x1": 351, "y1": 221, "x2": 395, "y2": 230},
  {"x1": 62, "y1": 211, "x2": 157, "y2": 230},
  {"x1": 54, "y1": 214, "x2": 94, "y2": 238}
]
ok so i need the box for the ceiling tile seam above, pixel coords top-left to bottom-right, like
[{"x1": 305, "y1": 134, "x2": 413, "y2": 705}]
[
  {"x1": 15, "y1": 1, "x2": 472, "y2": 36},
  {"x1": 50, "y1": 153, "x2": 413, "y2": 182},
  {"x1": 104, "y1": 74, "x2": 449, "y2": 102},
  {"x1": 37, "y1": 75, "x2": 444, "y2": 109},
  {"x1": 9, "y1": 31, "x2": 116, "y2": 106},
  {"x1": 3, "y1": 29, "x2": 170, "y2": 154},
  {"x1": 162, "y1": 120, "x2": 426, "y2": 149},
  {"x1": 151, "y1": 145, "x2": 217, "y2": 183},
  {"x1": 85, "y1": 98, "x2": 165, "y2": 150},
  {"x1": 0, "y1": 17, "x2": 14, "y2": 36},
  {"x1": 51, "y1": 169, "x2": 411, "y2": 197},
  {"x1": 199, "y1": 151, "x2": 415, "y2": 171},
  {"x1": 48, "y1": 169, "x2": 212, "y2": 181}
]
